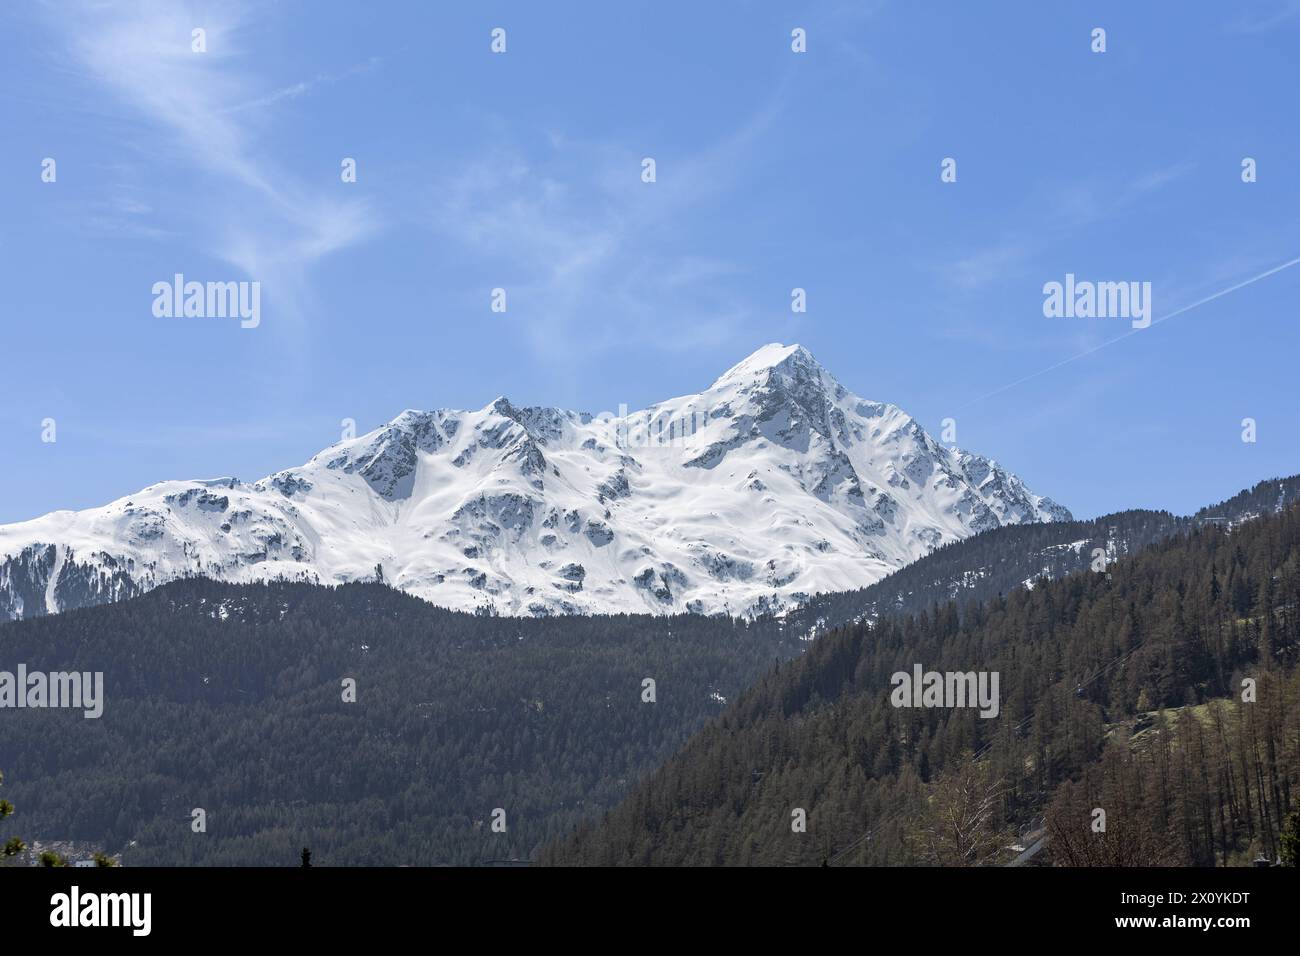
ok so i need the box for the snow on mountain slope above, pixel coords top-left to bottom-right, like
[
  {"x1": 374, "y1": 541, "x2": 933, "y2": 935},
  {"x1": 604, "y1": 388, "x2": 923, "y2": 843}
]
[{"x1": 0, "y1": 344, "x2": 1069, "y2": 621}]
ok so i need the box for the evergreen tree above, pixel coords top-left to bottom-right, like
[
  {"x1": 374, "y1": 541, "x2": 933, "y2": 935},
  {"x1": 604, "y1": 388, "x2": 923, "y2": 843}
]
[
  {"x1": 1282, "y1": 807, "x2": 1300, "y2": 867},
  {"x1": 0, "y1": 769, "x2": 26, "y2": 861}
]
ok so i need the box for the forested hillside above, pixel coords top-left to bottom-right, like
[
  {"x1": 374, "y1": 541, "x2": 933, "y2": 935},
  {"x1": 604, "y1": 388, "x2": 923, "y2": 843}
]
[
  {"x1": 1195, "y1": 474, "x2": 1300, "y2": 524},
  {"x1": 542, "y1": 499, "x2": 1300, "y2": 866},
  {"x1": 776, "y1": 475, "x2": 1300, "y2": 636},
  {"x1": 0, "y1": 581, "x2": 802, "y2": 865}
]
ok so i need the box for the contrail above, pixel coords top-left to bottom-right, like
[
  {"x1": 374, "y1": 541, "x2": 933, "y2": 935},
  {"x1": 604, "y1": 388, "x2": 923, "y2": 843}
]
[{"x1": 958, "y1": 254, "x2": 1300, "y2": 410}]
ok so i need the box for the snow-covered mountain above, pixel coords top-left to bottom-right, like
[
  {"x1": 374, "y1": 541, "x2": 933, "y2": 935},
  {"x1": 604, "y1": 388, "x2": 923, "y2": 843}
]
[{"x1": 0, "y1": 344, "x2": 1069, "y2": 621}]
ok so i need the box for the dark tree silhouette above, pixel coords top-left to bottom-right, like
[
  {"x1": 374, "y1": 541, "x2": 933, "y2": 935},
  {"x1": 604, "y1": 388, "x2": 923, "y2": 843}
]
[
  {"x1": 0, "y1": 769, "x2": 26, "y2": 861},
  {"x1": 1282, "y1": 807, "x2": 1300, "y2": 867}
]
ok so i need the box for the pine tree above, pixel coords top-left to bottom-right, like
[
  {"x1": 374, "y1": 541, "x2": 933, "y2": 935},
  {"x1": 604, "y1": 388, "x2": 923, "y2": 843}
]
[
  {"x1": 0, "y1": 769, "x2": 26, "y2": 861},
  {"x1": 1281, "y1": 806, "x2": 1300, "y2": 867}
]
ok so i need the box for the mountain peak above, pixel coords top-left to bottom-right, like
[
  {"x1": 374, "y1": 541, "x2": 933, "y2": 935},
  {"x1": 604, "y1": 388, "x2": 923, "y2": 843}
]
[
  {"x1": 0, "y1": 340, "x2": 1071, "y2": 622},
  {"x1": 710, "y1": 343, "x2": 823, "y2": 390}
]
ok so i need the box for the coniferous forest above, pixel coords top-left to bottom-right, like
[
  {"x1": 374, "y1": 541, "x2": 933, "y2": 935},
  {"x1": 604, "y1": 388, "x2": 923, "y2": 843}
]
[
  {"x1": 0, "y1": 581, "x2": 803, "y2": 865},
  {"x1": 543, "y1": 498, "x2": 1300, "y2": 866}
]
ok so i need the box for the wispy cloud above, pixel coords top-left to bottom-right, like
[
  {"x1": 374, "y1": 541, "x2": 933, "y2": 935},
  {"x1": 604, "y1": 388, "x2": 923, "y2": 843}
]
[
  {"x1": 79, "y1": 185, "x2": 173, "y2": 240},
  {"x1": 222, "y1": 56, "x2": 381, "y2": 114},
  {"x1": 429, "y1": 97, "x2": 785, "y2": 365},
  {"x1": 1227, "y1": 0, "x2": 1300, "y2": 33},
  {"x1": 945, "y1": 162, "x2": 1195, "y2": 290},
  {"x1": 48, "y1": 0, "x2": 381, "y2": 348},
  {"x1": 947, "y1": 243, "x2": 1030, "y2": 292}
]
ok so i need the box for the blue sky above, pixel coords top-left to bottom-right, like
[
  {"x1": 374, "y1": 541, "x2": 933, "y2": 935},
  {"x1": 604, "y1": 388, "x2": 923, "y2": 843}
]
[{"x1": 1, "y1": 0, "x2": 1298, "y2": 523}]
